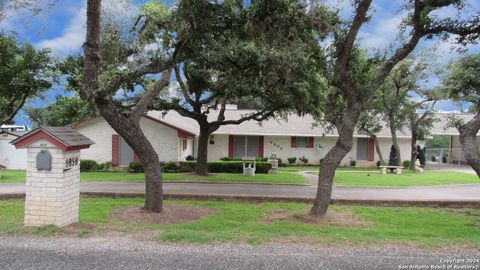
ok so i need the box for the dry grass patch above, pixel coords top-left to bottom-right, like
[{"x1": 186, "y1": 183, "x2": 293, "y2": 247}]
[
  {"x1": 266, "y1": 209, "x2": 371, "y2": 228},
  {"x1": 110, "y1": 205, "x2": 216, "y2": 225}
]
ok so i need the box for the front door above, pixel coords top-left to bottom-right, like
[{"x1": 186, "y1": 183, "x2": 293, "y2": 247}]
[
  {"x1": 119, "y1": 137, "x2": 134, "y2": 165},
  {"x1": 357, "y1": 138, "x2": 369, "y2": 161}
]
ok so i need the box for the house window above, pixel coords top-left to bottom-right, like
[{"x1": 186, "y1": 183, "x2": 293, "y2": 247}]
[
  {"x1": 291, "y1": 136, "x2": 314, "y2": 148},
  {"x1": 182, "y1": 139, "x2": 187, "y2": 151},
  {"x1": 233, "y1": 136, "x2": 259, "y2": 158}
]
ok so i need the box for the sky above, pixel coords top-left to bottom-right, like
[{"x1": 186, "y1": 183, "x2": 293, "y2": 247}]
[{"x1": 1, "y1": 0, "x2": 479, "y2": 126}]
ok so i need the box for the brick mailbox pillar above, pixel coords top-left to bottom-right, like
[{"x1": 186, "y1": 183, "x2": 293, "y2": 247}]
[{"x1": 11, "y1": 127, "x2": 94, "y2": 227}]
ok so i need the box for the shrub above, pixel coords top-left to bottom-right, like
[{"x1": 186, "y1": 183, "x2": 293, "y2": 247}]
[
  {"x1": 350, "y1": 160, "x2": 356, "y2": 167},
  {"x1": 287, "y1": 157, "x2": 297, "y2": 165},
  {"x1": 416, "y1": 145, "x2": 426, "y2": 166},
  {"x1": 320, "y1": 158, "x2": 324, "y2": 165},
  {"x1": 96, "y1": 161, "x2": 112, "y2": 172},
  {"x1": 256, "y1": 157, "x2": 269, "y2": 162},
  {"x1": 220, "y1": 157, "x2": 241, "y2": 161},
  {"x1": 128, "y1": 161, "x2": 143, "y2": 173},
  {"x1": 176, "y1": 161, "x2": 272, "y2": 174},
  {"x1": 277, "y1": 158, "x2": 285, "y2": 167},
  {"x1": 178, "y1": 161, "x2": 196, "y2": 172},
  {"x1": 160, "y1": 161, "x2": 179, "y2": 172},
  {"x1": 376, "y1": 161, "x2": 381, "y2": 168},
  {"x1": 80, "y1": 160, "x2": 98, "y2": 172},
  {"x1": 388, "y1": 145, "x2": 399, "y2": 166},
  {"x1": 185, "y1": 155, "x2": 195, "y2": 161},
  {"x1": 402, "y1": 160, "x2": 410, "y2": 168},
  {"x1": 299, "y1": 156, "x2": 308, "y2": 164}
]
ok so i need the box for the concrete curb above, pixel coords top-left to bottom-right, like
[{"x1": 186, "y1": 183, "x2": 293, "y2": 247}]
[{"x1": 2, "y1": 192, "x2": 480, "y2": 208}]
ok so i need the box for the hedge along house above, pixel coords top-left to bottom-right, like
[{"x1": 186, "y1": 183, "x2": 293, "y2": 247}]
[
  {"x1": 71, "y1": 115, "x2": 196, "y2": 167},
  {"x1": 146, "y1": 108, "x2": 415, "y2": 167}
]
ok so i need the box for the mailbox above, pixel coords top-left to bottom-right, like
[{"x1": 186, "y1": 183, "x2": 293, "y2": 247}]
[
  {"x1": 36, "y1": 150, "x2": 52, "y2": 171},
  {"x1": 10, "y1": 126, "x2": 94, "y2": 227}
]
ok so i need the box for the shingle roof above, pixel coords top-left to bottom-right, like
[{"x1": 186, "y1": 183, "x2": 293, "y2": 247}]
[
  {"x1": 11, "y1": 126, "x2": 94, "y2": 149},
  {"x1": 147, "y1": 110, "x2": 477, "y2": 138}
]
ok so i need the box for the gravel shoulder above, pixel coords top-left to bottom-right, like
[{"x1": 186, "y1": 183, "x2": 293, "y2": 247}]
[{"x1": 0, "y1": 235, "x2": 479, "y2": 270}]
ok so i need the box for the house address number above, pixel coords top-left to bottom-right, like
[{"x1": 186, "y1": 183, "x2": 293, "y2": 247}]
[{"x1": 65, "y1": 157, "x2": 79, "y2": 168}]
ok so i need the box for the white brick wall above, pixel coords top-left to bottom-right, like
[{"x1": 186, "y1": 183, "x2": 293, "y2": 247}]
[
  {"x1": 75, "y1": 117, "x2": 182, "y2": 163},
  {"x1": 207, "y1": 134, "x2": 413, "y2": 167},
  {"x1": 24, "y1": 141, "x2": 80, "y2": 227}
]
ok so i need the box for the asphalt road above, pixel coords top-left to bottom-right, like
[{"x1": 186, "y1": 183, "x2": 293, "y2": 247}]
[
  {"x1": 2, "y1": 181, "x2": 480, "y2": 201},
  {"x1": 0, "y1": 236, "x2": 479, "y2": 270}
]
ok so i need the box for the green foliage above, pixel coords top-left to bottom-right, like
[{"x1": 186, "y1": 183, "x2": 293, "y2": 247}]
[
  {"x1": 276, "y1": 158, "x2": 284, "y2": 167},
  {"x1": 160, "y1": 161, "x2": 179, "y2": 172},
  {"x1": 25, "y1": 95, "x2": 95, "y2": 127},
  {"x1": 417, "y1": 145, "x2": 427, "y2": 167},
  {"x1": 0, "y1": 33, "x2": 56, "y2": 125},
  {"x1": 128, "y1": 161, "x2": 144, "y2": 173},
  {"x1": 376, "y1": 161, "x2": 381, "y2": 168},
  {"x1": 350, "y1": 160, "x2": 356, "y2": 167},
  {"x1": 287, "y1": 157, "x2": 297, "y2": 165},
  {"x1": 299, "y1": 156, "x2": 309, "y2": 164},
  {"x1": 426, "y1": 135, "x2": 450, "y2": 148},
  {"x1": 402, "y1": 160, "x2": 411, "y2": 169},
  {"x1": 388, "y1": 145, "x2": 399, "y2": 166},
  {"x1": 442, "y1": 54, "x2": 480, "y2": 112},
  {"x1": 80, "y1": 160, "x2": 98, "y2": 172},
  {"x1": 185, "y1": 155, "x2": 195, "y2": 161},
  {"x1": 173, "y1": 161, "x2": 272, "y2": 174},
  {"x1": 96, "y1": 162, "x2": 112, "y2": 172}
]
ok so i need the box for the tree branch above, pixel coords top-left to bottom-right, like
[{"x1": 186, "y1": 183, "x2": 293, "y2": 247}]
[
  {"x1": 174, "y1": 65, "x2": 194, "y2": 106},
  {"x1": 130, "y1": 69, "x2": 172, "y2": 121},
  {"x1": 333, "y1": 0, "x2": 372, "y2": 91}
]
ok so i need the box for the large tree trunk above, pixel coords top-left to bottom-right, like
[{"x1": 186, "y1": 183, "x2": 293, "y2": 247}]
[
  {"x1": 389, "y1": 123, "x2": 402, "y2": 165},
  {"x1": 81, "y1": 0, "x2": 165, "y2": 212},
  {"x1": 458, "y1": 113, "x2": 480, "y2": 177},
  {"x1": 195, "y1": 125, "x2": 211, "y2": 176},
  {"x1": 310, "y1": 104, "x2": 361, "y2": 216},
  {"x1": 99, "y1": 109, "x2": 164, "y2": 212}
]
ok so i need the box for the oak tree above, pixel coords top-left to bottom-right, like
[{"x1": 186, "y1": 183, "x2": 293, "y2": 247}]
[{"x1": 310, "y1": 0, "x2": 480, "y2": 216}]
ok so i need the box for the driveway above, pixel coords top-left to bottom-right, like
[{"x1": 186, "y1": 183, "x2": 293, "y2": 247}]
[
  {"x1": 0, "y1": 236, "x2": 478, "y2": 270},
  {"x1": 1, "y1": 181, "x2": 480, "y2": 202}
]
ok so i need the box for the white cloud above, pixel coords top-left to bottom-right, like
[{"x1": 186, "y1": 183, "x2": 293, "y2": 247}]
[
  {"x1": 35, "y1": 0, "x2": 140, "y2": 56},
  {"x1": 35, "y1": 3, "x2": 86, "y2": 56}
]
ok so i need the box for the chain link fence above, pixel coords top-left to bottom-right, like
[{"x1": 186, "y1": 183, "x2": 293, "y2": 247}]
[{"x1": 425, "y1": 148, "x2": 468, "y2": 168}]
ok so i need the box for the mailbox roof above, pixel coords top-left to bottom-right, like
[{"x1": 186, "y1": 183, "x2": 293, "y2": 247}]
[{"x1": 11, "y1": 126, "x2": 94, "y2": 151}]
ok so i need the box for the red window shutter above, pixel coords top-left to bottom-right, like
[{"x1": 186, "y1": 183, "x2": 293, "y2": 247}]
[
  {"x1": 368, "y1": 138, "x2": 375, "y2": 162},
  {"x1": 228, "y1": 135, "x2": 235, "y2": 157},
  {"x1": 291, "y1": 137, "x2": 297, "y2": 148},
  {"x1": 308, "y1": 137, "x2": 314, "y2": 148},
  {"x1": 134, "y1": 153, "x2": 140, "y2": 162},
  {"x1": 112, "y1": 134, "x2": 119, "y2": 167},
  {"x1": 258, "y1": 136, "x2": 264, "y2": 158}
]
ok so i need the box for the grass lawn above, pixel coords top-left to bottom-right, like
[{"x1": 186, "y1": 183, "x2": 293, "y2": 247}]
[
  {"x1": 0, "y1": 198, "x2": 479, "y2": 247},
  {"x1": 82, "y1": 171, "x2": 308, "y2": 184},
  {"x1": 317, "y1": 171, "x2": 478, "y2": 187},
  {"x1": 0, "y1": 170, "x2": 308, "y2": 185},
  {"x1": 0, "y1": 170, "x2": 26, "y2": 183}
]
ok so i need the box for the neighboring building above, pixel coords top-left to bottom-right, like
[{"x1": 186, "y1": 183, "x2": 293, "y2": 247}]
[
  {"x1": 1, "y1": 125, "x2": 27, "y2": 132},
  {"x1": 0, "y1": 131, "x2": 27, "y2": 169}
]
